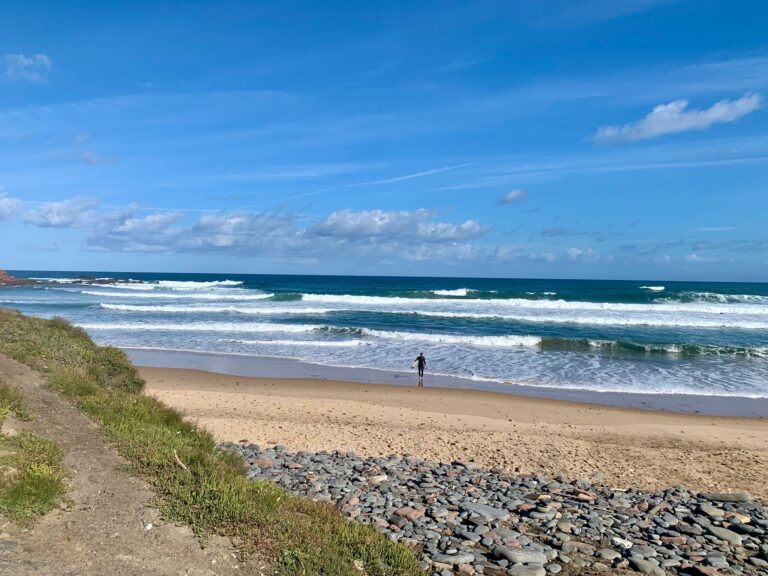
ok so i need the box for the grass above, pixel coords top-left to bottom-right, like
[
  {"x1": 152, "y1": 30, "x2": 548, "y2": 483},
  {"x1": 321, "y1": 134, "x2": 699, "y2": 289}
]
[
  {"x1": 0, "y1": 309, "x2": 424, "y2": 575},
  {"x1": 0, "y1": 377, "x2": 67, "y2": 522}
]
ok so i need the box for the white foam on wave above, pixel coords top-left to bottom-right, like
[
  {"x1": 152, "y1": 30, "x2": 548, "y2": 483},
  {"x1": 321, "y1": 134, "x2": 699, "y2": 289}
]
[
  {"x1": 432, "y1": 288, "x2": 471, "y2": 297},
  {"x1": 362, "y1": 329, "x2": 540, "y2": 347},
  {"x1": 640, "y1": 285, "x2": 666, "y2": 292},
  {"x1": 300, "y1": 292, "x2": 768, "y2": 316},
  {"x1": 29, "y1": 277, "x2": 81, "y2": 283},
  {"x1": 230, "y1": 339, "x2": 367, "y2": 348},
  {"x1": 90, "y1": 283, "x2": 156, "y2": 291},
  {"x1": 77, "y1": 321, "x2": 319, "y2": 333},
  {"x1": 302, "y1": 293, "x2": 435, "y2": 306},
  {"x1": 156, "y1": 280, "x2": 243, "y2": 290},
  {"x1": 409, "y1": 310, "x2": 768, "y2": 329},
  {"x1": 669, "y1": 292, "x2": 768, "y2": 304},
  {"x1": 100, "y1": 303, "x2": 331, "y2": 315},
  {"x1": 82, "y1": 290, "x2": 273, "y2": 301}
]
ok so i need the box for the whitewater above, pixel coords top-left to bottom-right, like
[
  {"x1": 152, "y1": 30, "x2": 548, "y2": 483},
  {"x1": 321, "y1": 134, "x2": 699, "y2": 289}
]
[{"x1": 3, "y1": 272, "x2": 768, "y2": 399}]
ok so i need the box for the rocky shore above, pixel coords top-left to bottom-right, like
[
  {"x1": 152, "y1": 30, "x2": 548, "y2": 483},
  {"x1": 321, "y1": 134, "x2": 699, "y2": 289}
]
[
  {"x1": 0, "y1": 270, "x2": 35, "y2": 286},
  {"x1": 0, "y1": 270, "x2": 137, "y2": 287},
  {"x1": 222, "y1": 443, "x2": 767, "y2": 576}
]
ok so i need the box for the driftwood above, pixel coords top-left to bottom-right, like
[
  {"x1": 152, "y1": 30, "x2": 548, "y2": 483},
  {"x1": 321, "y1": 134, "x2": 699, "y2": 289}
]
[{"x1": 173, "y1": 449, "x2": 189, "y2": 472}]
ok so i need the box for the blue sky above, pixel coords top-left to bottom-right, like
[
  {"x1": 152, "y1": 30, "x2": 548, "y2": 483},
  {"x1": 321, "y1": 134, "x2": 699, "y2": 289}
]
[{"x1": 0, "y1": 0, "x2": 766, "y2": 280}]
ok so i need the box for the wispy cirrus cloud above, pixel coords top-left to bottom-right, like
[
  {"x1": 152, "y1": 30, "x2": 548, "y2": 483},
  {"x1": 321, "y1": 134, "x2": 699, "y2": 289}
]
[
  {"x1": 4, "y1": 53, "x2": 52, "y2": 84},
  {"x1": 538, "y1": 0, "x2": 677, "y2": 26},
  {"x1": 594, "y1": 93, "x2": 763, "y2": 143}
]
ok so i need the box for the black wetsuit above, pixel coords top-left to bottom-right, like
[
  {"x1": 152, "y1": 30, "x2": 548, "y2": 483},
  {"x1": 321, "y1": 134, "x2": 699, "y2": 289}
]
[{"x1": 416, "y1": 355, "x2": 426, "y2": 376}]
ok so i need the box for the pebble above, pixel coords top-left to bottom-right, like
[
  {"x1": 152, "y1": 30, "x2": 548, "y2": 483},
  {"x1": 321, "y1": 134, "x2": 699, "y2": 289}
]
[
  {"x1": 432, "y1": 553, "x2": 476, "y2": 565},
  {"x1": 707, "y1": 525, "x2": 743, "y2": 546},
  {"x1": 629, "y1": 558, "x2": 665, "y2": 576},
  {"x1": 700, "y1": 503, "x2": 725, "y2": 518},
  {"x1": 494, "y1": 547, "x2": 546, "y2": 565},
  {"x1": 597, "y1": 548, "x2": 621, "y2": 560},
  {"x1": 701, "y1": 492, "x2": 752, "y2": 503},
  {"x1": 507, "y1": 567, "x2": 545, "y2": 576},
  {"x1": 222, "y1": 442, "x2": 768, "y2": 575}
]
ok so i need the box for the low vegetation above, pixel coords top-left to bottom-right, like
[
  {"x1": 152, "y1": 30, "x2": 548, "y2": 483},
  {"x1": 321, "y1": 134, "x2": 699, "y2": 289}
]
[
  {"x1": 0, "y1": 378, "x2": 67, "y2": 522},
  {"x1": 0, "y1": 309, "x2": 423, "y2": 575}
]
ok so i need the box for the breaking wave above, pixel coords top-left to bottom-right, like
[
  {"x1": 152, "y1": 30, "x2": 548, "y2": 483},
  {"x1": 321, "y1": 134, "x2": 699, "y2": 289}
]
[
  {"x1": 156, "y1": 280, "x2": 244, "y2": 290},
  {"x1": 361, "y1": 329, "x2": 541, "y2": 347},
  {"x1": 230, "y1": 339, "x2": 368, "y2": 348},
  {"x1": 30, "y1": 277, "x2": 84, "y2": 283},
  {"x1": 662, "y1": 292, "x2": 768, "y2": 304},
  {"x1": 407, "y1": 310, "x2": 768, "y2": 329},
  {"x1": 81, "y1": 290, "x2": 273, "y2": 301},
  {"x1": 88, "y1": 283, "x2": 156, "y2": 291},
  {"x1": 299, "y1": 293, "x2": 768, "y2": 317},
  {"x1": 76, "y1": 321, "x2": 319, "y2": 333},
  {"x1": 431, "y1": 288, "x2": 473, "y2": 297},
  {"x1": 99, "y1": 303, "x2": 331, "y2": 315}
]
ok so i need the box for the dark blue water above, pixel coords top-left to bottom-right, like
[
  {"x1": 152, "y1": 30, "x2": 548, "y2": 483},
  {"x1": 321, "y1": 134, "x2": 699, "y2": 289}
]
[{"x1": 4, "y1": 271, "x2": 768, "y2": 398}]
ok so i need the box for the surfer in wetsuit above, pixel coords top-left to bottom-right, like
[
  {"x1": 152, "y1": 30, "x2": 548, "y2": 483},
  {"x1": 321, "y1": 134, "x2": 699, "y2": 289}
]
[{"x1": 414, "y1": 352, "x2": 426, "y2": 386}]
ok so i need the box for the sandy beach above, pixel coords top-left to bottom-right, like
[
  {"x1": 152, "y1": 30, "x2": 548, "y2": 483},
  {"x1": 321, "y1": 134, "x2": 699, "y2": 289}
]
[{"x1": 140, "y1": 366, "x2": 768, "y2": 500}]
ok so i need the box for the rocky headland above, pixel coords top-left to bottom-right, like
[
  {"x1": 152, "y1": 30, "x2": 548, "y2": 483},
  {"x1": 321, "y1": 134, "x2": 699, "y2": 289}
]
[
  {"x1": 0, "y1": 270, "x2": 136, "y2": 288},
  {"x1": 0, "y1": 270, "x2": 35, "y2": 287}
]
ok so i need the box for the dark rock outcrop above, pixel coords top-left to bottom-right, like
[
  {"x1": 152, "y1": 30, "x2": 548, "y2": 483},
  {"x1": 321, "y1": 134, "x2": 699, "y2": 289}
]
[{"x1": 0, "y1": 270, "x2": 35, "y2": 287}]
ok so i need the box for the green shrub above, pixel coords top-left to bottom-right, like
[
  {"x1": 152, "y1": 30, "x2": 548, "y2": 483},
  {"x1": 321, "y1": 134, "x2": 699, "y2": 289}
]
[{"x1": 0, "y1": 380, "x2": 67, "y2": 522}]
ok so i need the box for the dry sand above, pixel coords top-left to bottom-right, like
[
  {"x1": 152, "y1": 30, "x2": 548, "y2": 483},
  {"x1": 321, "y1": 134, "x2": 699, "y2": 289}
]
[{"x1": 140, "y1": 367, "x2": 768, "y2": 500}]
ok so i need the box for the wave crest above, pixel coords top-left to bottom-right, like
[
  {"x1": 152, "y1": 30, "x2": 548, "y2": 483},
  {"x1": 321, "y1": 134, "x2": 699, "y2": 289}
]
[
  {"x1": 82, "y1": 290, "x2": 273, "y2": 301},
  {"x1": 362, "y1": 329, "x2": 540, "y2": 347},
  {"x1": 76, "y1": 321, "x2": 318, "y2": 333},
  {"x1": 662, "y1": 292, "x2": 768, "y2": 304},
  {"x1": 99, "y1": 303, "x2": 330, "y2": 315},
  {"x1": 156, "y1": 280, "x2": 243, "y2": 290}
]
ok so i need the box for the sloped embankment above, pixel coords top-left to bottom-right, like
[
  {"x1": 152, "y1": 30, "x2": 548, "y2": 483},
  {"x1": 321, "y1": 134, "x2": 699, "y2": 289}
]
[{"x1": 0, "y1": 309, "x2": 423, "y2": 575}]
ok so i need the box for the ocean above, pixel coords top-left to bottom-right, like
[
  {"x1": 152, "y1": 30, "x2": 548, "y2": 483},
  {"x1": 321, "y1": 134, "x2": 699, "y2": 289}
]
[{"x1": 3, "y1": 271, "x2": 768, "y2": 400}]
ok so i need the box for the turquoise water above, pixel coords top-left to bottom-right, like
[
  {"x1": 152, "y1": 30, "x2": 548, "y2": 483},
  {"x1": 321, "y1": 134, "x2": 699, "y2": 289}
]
[{"x1": 4, "y1": 271, "x2": 768, "y2": 398}]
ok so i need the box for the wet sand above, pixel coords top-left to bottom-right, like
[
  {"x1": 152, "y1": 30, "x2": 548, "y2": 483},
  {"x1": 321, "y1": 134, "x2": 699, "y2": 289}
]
[{"x1": 139, "y1": 366, "x2": 768, "y2": 499}]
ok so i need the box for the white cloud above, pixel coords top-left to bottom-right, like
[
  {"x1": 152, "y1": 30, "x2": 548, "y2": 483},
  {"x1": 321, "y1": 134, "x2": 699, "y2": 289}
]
[
  {"x1": 0, "y1": 192, "x2": 22, "y2": 220},
  {"x1": 496, "y1": 247, "x2": 557, "y2": 263},
  {"x1": 312, "y1": 209, "x2": 489, "y2": 242},
  {"x1": 113, "y1": 212, "x2": 184, "y2": 234},
  {"x1": 312, "y1": 209, "x2": 429, "y2": 239},
  {"x1": 24, "y1": 197, "x2": 100, "y2": 228},
  {"x1": 684, "y1": 253, "x2": 715, "y2": 263},
  {"x1": 594, "y1": 93, "x2": 762, "y2": 143},
  {"x1": 187, "y1": 213, "x2": 301, "y2": 252},
  {"x1": 499, "y1": 189, "x2": 526, "y2": 205},
  {"x1": 85, "y1": 205, "x2": 493, "y2": 262},
  {"x1": 567, "y1": 247, "x2": 600, "y2": 262},
  {"x1": 20, "y1": 198, "x2": 631, "y2": 268},
  {"x1": 4, "y1": 53, "x2": 52, "y2": 84},
  {"x1": 89, "y1": 210, "x2": 186, "y2": 252}
]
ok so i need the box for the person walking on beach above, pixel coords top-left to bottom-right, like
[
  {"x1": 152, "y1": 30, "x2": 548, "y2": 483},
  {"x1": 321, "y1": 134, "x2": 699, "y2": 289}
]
[{"x1": 413, "y1": 352, "x2": 426, "y2": 386}]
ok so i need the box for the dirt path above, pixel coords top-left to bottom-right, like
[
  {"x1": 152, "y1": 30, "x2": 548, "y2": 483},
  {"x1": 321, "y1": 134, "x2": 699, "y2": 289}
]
[{"x1": 0, "y1": 354, "x2": 251, "y2": 576}]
